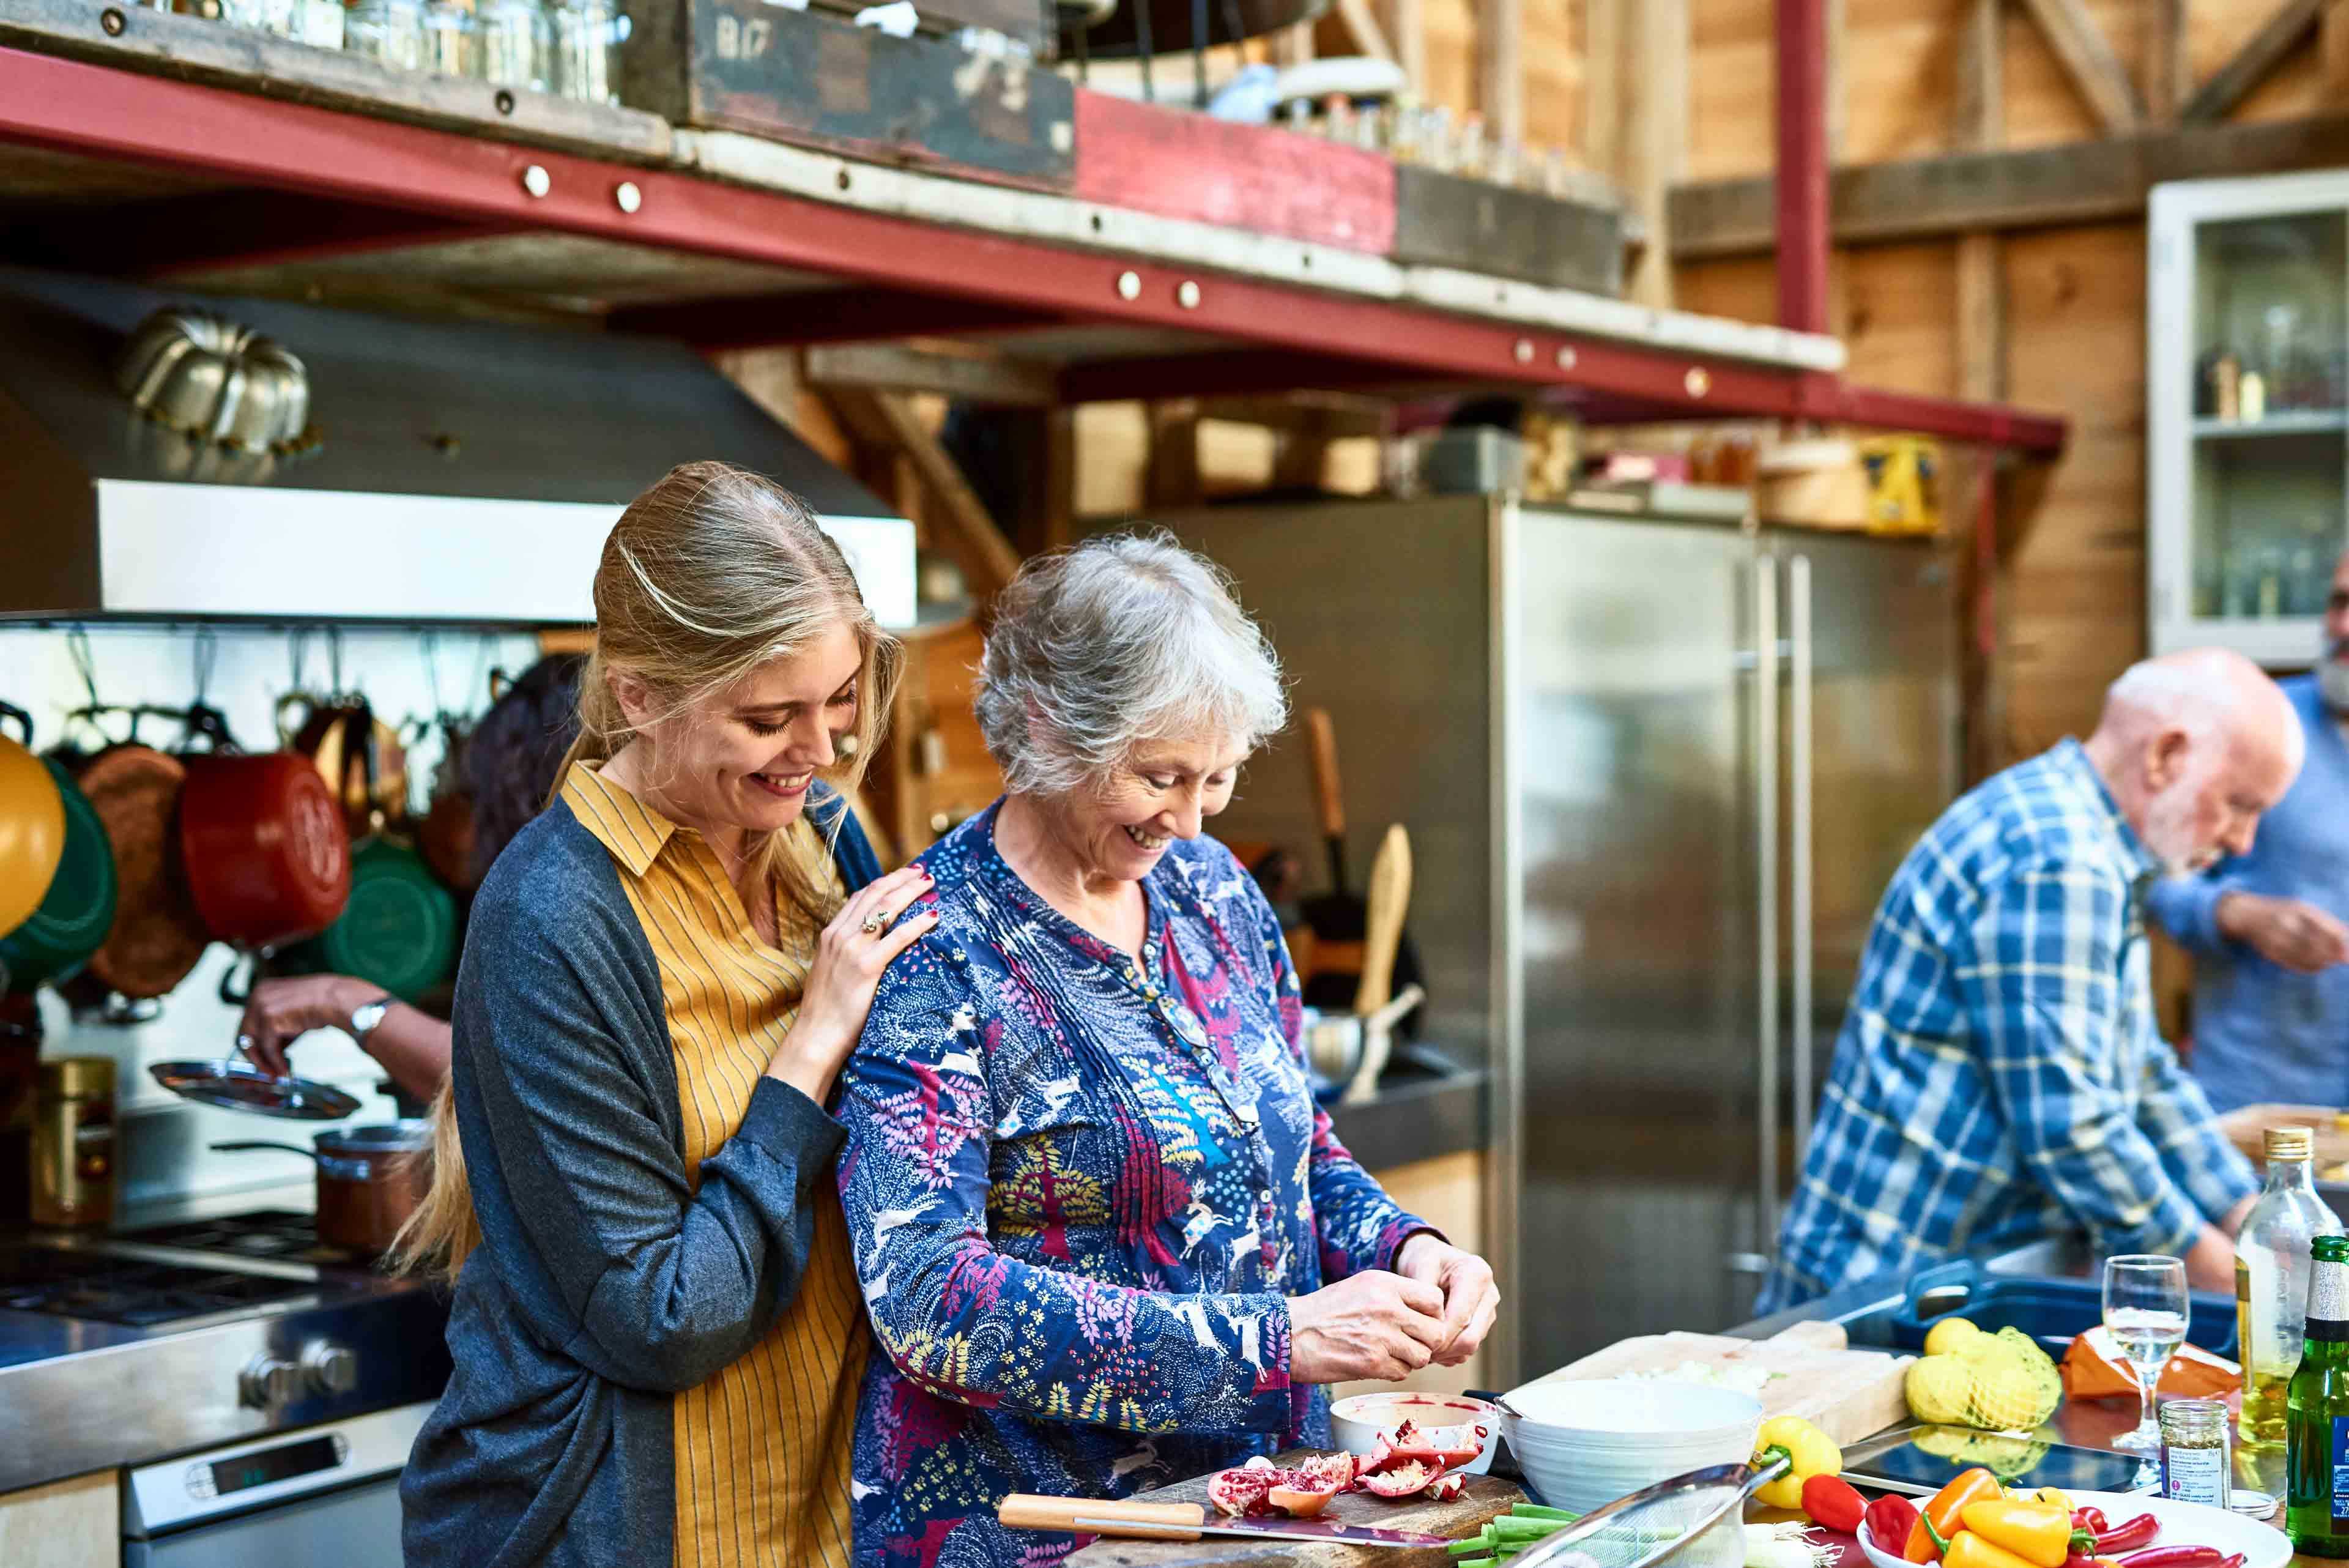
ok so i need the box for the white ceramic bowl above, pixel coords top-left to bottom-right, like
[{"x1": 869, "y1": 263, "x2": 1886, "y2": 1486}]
[
  {"x1": 1502, "y1": 1379, "x2": 1764, "y2": 1513},
  {"x1": 1327, "y1": 1392, "x2": 1504, "y2": 1476}
]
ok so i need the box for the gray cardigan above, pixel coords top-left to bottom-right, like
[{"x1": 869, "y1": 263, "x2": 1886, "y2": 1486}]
[{"x1": 401, "y1": 786, "x2": 882, "y2": 1568}]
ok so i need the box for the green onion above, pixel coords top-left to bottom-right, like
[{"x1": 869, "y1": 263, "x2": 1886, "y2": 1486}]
[
  {"x1": 1512, "y1": 1504, "x2": 1581, "y2": 1522},
  {"x1": 1450, "y1": 1534, "x2": 1497, "y2": 1558},
  {"x1": 1458, "y1": 1558, "x2": 1495, "y2": 1568}
]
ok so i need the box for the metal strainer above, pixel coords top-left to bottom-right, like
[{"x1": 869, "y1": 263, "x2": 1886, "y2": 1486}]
[{"x1": 1508, "y1": 1455, "x2": 1792, "y2": 1568}]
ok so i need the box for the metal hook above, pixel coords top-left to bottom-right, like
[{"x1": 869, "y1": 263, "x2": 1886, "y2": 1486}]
[
  {"x1": 191, "y1": 626, "x2": 218, "y2": 707},
  {"x1": 66, "y1": 626, "x2": 102, "y2": 709},
  {"x1": 325, "y1": 626, "x2": 347, "y2": 700},
  {"x1": 420, "y1": 629, "x2": 447, "y2": 721}
]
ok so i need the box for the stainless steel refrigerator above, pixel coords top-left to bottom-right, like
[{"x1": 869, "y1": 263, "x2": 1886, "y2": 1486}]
[{"x1": 1143, "y1": 496, "x2": 1959, "y2": 1383}]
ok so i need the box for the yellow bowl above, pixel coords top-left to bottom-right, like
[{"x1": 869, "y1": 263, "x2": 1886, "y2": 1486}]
[{"x1": 0, "y1": 732, "x2": 67, "y2": 938}]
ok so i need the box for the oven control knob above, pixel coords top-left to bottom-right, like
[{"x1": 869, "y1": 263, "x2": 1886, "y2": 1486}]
[
  {"x1": 300, "y1": 1340, "x2": 358, "y2": 1395},
  {"x1": 239, "y1": 1353, "x2": 302, "y2": 1410}
]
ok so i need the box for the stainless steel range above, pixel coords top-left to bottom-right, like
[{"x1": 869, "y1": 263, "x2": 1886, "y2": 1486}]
[{"x1": 0, "y1": 1208, "x2": 450, "y2": 1566}]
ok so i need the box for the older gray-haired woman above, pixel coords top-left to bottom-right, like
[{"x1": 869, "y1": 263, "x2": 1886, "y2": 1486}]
[{"x1": 836, "y1": 532, "x2": 1499, "y2": 1567}]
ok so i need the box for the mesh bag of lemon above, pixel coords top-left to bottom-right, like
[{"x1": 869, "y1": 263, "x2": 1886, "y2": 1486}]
[{"x1": 1904, "y1": 1318, "x2": 2065, "y2": 1433}]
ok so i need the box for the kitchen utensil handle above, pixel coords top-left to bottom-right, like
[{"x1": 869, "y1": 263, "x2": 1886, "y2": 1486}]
[
  {"x1": 1304, "y1": 707, "x2": 1346, "y2": 845},
  {"x1": 1789, "y1": 554, "x2": 1816, "y2": 1183},
  {"x1": 1753, "y1": 559, "x2": 1781, "y2": 1261},
  {"x1": 998, "y1": 1495, "x2": 1205, "y2": 1538}
]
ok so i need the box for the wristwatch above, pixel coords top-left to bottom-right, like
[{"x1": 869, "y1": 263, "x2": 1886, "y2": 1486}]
[{"x1": 347, "y1": 997, "x2": 393, "y2": 1047}]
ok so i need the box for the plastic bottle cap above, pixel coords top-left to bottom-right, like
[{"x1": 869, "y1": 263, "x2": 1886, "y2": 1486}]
[{"x1": 2266, "y1": 1127, "x2": 2315, "y2": 1161}]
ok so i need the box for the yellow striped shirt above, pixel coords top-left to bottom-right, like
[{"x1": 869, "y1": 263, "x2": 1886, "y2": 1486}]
[{"x1": 561, "y1": 764, "x2": 868, "y2": 1568}]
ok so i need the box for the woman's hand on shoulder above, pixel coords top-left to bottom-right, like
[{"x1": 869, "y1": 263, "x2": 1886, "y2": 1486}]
[{"x1": 767, "y1": 865, "x2": 939, "y2": 1103}]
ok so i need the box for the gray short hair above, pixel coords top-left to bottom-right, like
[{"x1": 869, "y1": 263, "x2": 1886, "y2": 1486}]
[{"x1": 976, "y1": 531, "x2": 1289, "y2": 797}]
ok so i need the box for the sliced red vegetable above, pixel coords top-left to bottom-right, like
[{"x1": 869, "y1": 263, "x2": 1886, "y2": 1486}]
[
  {"x1": 1385, "y1": 1421, "x2": 1487, "y2": 1469},
  {"x1": 1800, "y1": 1474, "x2": 1868, "y2": 1535},
  {"x1": 1866, "y1": 1495, "x2": 1922, "y2": 1554},
  {"x1": 1296, "y1": 1452, "x2": 1358, "y2": 1492},
  {"x1": 2115, "y1": 1547, "x2": 2227, "y2": 1568},
  {"x1": 2095, "y1": 1515, "x2": 2159, "y2": 1553}
]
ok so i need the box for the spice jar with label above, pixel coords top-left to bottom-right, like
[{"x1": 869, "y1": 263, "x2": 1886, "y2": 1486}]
[
  {"x1": 2159, "y1": 1396, "x2": 2232, "y2": 1509},
  {"x1": 31, "y1": 1056, "x2": 116, "y2": 1228}
]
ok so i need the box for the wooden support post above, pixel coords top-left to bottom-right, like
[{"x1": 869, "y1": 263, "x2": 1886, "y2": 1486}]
[
  {"x1": 1582, "y1": 0, "x2": 1623, "y2": 196},
  {"x1": 804, "y1": 343, "x2": 1056, "y2": 406},
  {"x1": 825, "y1": 387, "x2": 1025, "y2": 599},
  {"x1": 1622, "y1": 0, "x2": 1685, "y2": 308},
  {"x1": 2143, "y1": 0, "x2": 2188, "y2": 124},
  {"x1": 1146, "y1": 401, "x2": 1203, "y2": 510},
  {"x1": 2013, "y1": 0, "x2": 2141, "y2": 132},
  {"x1": 2183, "y1": 0, "x2": 2324, "y2": 125},
  {"x1": 1953, "y1": 0, "x2": 2002, "y2": 148},
  {"x1": 1478, "y1": 0, "x2": 1524, "y2": 147},
  {"x1": 2329, "y1": 0, "x2": 2349, "y2": 97},
  {"x1": 1952, "y1": 0, "x2": 2007, "y2": 781},
  {"x1": 1331, "y1": 0, "x2": 1395, "y2": 63},
  {"x1": 1269, "y1": 18, "x2": 1313, "y2": 66},
  {"x1": 1381, "y1": 0, "x2": 1424, "y2": 93}
]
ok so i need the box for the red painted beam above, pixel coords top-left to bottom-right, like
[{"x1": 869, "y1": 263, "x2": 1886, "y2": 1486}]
[
  {"x1": 1831, "y1": 381, "x2": 2067, "y2": 451},
  {"x1": 0, "y1": 46, "x2": 2067, "y2": 451},
  {"x1": 610, "y1": 288, "x2": 1067, "y2": 348},
  {"x1": 1776, "y1": 0, "x2": 1830, "y2": 334}
]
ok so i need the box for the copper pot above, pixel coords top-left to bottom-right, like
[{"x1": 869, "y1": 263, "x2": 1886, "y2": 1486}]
[
  {"x1": 279, "y1": 695, "x2": 410, "y2": 839},
  {"x1": 211, "y1": 1120, "x2": 430, "y2": 1254},
  {"x1": 76, "y1": 743, "x2": 210, "y2": 1000}
]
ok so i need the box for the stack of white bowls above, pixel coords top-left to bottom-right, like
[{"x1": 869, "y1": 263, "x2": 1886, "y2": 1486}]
[{"x1": 1503, "y1": 1379, "x2": 1765, "y2": 1514}]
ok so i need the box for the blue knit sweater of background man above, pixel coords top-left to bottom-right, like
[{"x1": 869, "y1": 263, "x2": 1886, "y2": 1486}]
[{"x1": 2150, "y1": 549, "x2": 2349, "y2": 1113}]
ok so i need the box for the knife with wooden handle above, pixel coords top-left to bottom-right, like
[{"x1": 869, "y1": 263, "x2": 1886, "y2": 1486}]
[{"x1": 998, "y1": 1493, "x2": 1452, "y2": 1548}]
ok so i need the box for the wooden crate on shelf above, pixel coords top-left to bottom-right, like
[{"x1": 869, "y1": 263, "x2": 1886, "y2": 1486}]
[{"x1": 622, "y1": 0, "x2": 1074, "y2": 191}]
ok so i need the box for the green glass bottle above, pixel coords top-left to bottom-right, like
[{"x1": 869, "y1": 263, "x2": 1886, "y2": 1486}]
[{"x1": 2288, "y1": 1234, "x2": 2349, "y2": 1556}]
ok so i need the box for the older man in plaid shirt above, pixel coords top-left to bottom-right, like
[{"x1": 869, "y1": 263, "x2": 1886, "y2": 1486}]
[{"x1": 1761, "y1": 650, "x2": 2304, "y2": 1312}]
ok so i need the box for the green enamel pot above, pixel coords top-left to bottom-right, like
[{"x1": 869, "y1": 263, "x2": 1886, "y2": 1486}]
[
  {"x1": 1, "y1": 757, "x2": 120, "y2": 993},
  {"x1": 278, "y1": 835, "x2": 455, "y2": 1005}
]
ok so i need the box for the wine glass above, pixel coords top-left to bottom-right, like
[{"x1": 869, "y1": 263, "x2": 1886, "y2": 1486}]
[{"x1": 2104, "y1": 1254, "x2": 2189, "y2": 1453}]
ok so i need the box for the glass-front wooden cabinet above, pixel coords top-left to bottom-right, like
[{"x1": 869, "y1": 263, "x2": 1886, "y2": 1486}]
[{"x1": 2149, "y1": 171, "x2": 2349, "y2": 666}]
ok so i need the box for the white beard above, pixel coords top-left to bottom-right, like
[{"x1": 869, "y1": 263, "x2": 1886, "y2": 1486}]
[{"x1": 2320, "y1": 646, "x2": 2349, "y2": 715}]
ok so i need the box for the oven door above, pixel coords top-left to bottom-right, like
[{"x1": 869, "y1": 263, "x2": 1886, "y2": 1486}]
[{"x1": 122, "y1": 1404, "x2": 429, "y2": 1568}]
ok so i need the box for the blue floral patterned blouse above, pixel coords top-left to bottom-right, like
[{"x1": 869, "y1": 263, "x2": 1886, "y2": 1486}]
[{"x1": 836, "y1": 803, "x2": 1431, "y2": 1567}]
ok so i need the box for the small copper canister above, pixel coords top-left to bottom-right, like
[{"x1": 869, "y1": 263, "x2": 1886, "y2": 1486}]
[{"x1": 31, "y1": 1056, "x2": 116, "y2": 1227}]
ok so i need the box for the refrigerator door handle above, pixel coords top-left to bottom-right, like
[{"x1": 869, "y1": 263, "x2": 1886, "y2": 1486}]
[
  {"x1": 1753, "y1": 558, "x2": 1781, "y2": 1263},
  {"x1": 1789, "y1": 554, "x2": 1815, "y2": 1187}
]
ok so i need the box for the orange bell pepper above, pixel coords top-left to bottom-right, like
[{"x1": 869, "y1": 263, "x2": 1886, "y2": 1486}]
[
  {"x1": 1945, "y1": 1534, "x2": 2046, "y2": 1568},
  {"x1": 1906, "y1": 1469, "x2": 2004, "y2": 1563},
  {"x1": 1959, "y1": 1502, "x2": 2076, "y2": 1568}
]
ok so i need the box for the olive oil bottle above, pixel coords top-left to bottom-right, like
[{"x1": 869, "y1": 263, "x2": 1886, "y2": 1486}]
[
  {"x1": 2287, "y1": 1235, "x2": 2349, "y2": 1556},
  {"x1": 2241, "y1": 1126, "x2": 2343, "y2": 1446}
]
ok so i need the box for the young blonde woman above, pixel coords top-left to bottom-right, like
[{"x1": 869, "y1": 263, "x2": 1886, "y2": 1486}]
[{"x1": 396, "y1": 463, "x2": 930, "y2": 1568}]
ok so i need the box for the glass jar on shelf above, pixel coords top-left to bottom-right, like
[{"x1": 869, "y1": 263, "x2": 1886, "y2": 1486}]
[
  {"x1": 420, "y1": 0, "x2": 474, "y2": 76},
  {"x1": 475, "y1": 0, "x2": 549, "y2": 91},
  {"x1": 546, "y1": 0, "x2": 625, "y2": 103},
  {"x1": 349, "y1": 0, "x2": 427, "y2": 69},
  {"x1": 218, "y1": 0, "x2": 300, "y2": 38}
]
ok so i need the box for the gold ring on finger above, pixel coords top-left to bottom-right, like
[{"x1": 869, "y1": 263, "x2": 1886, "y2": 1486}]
[{"x1": 861, "y1": 910, "x2": 889, "y2": 936}]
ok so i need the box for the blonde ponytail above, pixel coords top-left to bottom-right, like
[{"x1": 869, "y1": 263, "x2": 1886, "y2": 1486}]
[{"x1": 390, "y1": 462, "x2": 902, "y2": 1284}]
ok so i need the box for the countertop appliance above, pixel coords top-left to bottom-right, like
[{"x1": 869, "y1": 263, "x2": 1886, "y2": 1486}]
[
  {"x1": 1135, "y1": 496, "x2": 1959, "y2": 1384},
  {"x1": 0, "y1": 1205, "x2": 451, "y2": 1514}
]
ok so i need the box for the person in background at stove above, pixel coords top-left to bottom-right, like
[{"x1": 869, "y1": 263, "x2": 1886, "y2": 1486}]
[
  {"x1": 837, "y1": 534, "x2": 1499, "y2": 1568},
  {"x1": 1759, "y1": 650, "x2": 2301, "y2": 1312},
  {"x1": 2148, "y1": 548, "x2": 2349, "y2": 1112},
  {"x1": 396, "y1": 462, "x2": 931, "y2": 1568},
  {"x1": 231, "y1": 655, "x2": 585, "y2": 1108}
]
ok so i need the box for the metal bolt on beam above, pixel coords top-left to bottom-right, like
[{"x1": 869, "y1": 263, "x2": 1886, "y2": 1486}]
[
  {"x1": 1176, "y1": 280, "x2": 1201, "y2": 309},
  {"x1": 1556, "y1": 346, "x2": 1578, "y2": 370},
  {"x1": 1513, "y1": 338, "x2": 1535, "y2": 364},
  {"x1": 1685, "y1": 367, "x2": 1712, "y2": 397},
  {"x1": 519, "y1": 165, "x2": 551, "y2": 199},
  {"x1": 613, "y1": 180, "x2": 642, "y2": 214}
]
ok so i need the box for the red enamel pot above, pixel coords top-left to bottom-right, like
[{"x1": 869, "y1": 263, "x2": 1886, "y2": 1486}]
[{"x1": 178, "y1": 751, "x2": 352, "y2": 949}]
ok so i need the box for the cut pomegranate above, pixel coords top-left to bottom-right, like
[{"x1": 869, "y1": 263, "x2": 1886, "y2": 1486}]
[
  {"x1": 1296, "y1": 1452, "x2": 1359, "y2": 1491},
  {"x1": 1207, "y1": 1465, "x2": 1280, "y2": 1517},
  {"x1": 1422, "y1": 1471, "x2": 1467, "y2": 1501},
  {"x1": 1267, "y1": 1477, "x2": 1344, "y2": 1518},
  {"x1": 1356, "y1": 1458, "x2": 1441, "y2": 1498},
  {"x1": 1385, "y1": 1422, "x2": 1486, "y2": 1468}
]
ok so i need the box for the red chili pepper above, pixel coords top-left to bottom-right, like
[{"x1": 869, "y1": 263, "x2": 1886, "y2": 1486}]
[
  {"x1": 1866, "y1": 1494, "x2": 1923, "y2": 1555},
  {"x1": 2071, "y1": 1510, "x2": 2109, "y2": 1536},
  {"x1": 2115, "y1": 1547, "x2": 2227, "y2": 1568},
  {"x1": 2094, "y1": 1515, "x2": 2160, "y2": 1553},
  {"x1": 1802, "y1": 1474, "x2": 1868, "y2": 1535}
]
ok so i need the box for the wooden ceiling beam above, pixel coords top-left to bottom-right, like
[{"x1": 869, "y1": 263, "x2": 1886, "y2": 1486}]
[
  {"x1": 1669, "y1": 110, "x2": 2349, "y2": 258},
  {"x1": 824, "y1": 387, "x2": 1023, "y2": 598},
  {"x1": 2013, "y1": 0, "x2": 2142, "y2": 133},
  {"x1": 2181, "y1": 0, "x2": 2323, "y2": 125},
  {"x1": 804, "y1": 342, "x2": 1057, "y2": 406},
  {"x1": 2143, "y1": 0, "x2": 2189, "y2": 124}
]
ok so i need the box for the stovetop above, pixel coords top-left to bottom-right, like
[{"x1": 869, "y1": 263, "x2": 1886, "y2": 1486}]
[
  {"x1": 119, "y1": 1208, "x2": 350, "y2": 1267},
  {"x1": 0, "y1": 1209, "x2": 383, "y2": 1330}
]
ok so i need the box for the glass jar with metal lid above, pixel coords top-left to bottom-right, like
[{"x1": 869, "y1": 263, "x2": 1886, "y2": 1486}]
[{"x1": 2159, "y1": 1396, "x2": 2232, "y2": 1509}]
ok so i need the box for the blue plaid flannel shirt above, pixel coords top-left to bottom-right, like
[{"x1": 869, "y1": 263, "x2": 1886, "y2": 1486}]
[{"x1": 1758, "y1": 738, "x2": 2258, "y2": 1313}]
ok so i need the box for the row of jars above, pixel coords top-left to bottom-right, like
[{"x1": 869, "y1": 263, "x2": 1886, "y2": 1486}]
[
  {"x1": 153, "y1": 0, "x2": 626, "y2": 106},
  {"x1": 1286, "y1": 96, "x2": 1586, "y2": 197}
]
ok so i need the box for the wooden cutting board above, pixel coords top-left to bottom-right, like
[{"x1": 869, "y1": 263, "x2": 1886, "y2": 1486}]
[
  {"x1": 1063, "y1": 1452, "x2": 1522, "y2": 1567},
  {"x1": 1518, "y1": 1321, "x2": 1914, "y2": 1447}
]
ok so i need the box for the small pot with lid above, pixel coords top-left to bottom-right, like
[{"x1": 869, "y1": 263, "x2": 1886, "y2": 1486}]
[{"x1": 212, "y1": 1120, "x2": 431, "y2": 1255}]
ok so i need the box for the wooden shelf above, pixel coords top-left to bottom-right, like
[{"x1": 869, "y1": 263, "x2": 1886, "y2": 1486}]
[{"x1": 2192, "y1": 410, "x2": 2348, "y2": 439}]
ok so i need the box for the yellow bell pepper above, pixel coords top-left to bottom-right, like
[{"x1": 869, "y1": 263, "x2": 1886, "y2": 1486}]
[
  {"x1": 1944, "y1": 1533, "x2": 2044, "y2": 1568},
  {"x1": 1751, "y1": 1416, "x2": 1842, "y2": 1510},
  {"x1": 1957, "y1": 1502, "x2": 2075, "y2": 1568},
  {"x1": 2027, "y1": 1489, "x2": 2071, "y2": 1512}
]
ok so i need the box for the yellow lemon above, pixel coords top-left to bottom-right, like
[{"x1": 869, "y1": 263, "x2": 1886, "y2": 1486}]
[{"x1": 1924, "y1": 1316, "x2": 1984, "y2": 1358}]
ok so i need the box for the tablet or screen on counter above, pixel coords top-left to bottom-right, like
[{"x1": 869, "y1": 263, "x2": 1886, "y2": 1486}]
[{"x1": 1839, "y1": 1425, "x2": 2149, "y2": 1497}]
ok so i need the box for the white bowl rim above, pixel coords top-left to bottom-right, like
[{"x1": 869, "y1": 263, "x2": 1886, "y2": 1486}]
[{"x1": 1505, "y1": 1377, "x2": 1765, "y2": 1436}]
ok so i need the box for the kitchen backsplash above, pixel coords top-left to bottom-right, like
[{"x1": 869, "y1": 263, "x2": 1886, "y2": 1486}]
[{"x1": 3, "y1": 622, "x2": 543, "y2": 1219}]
